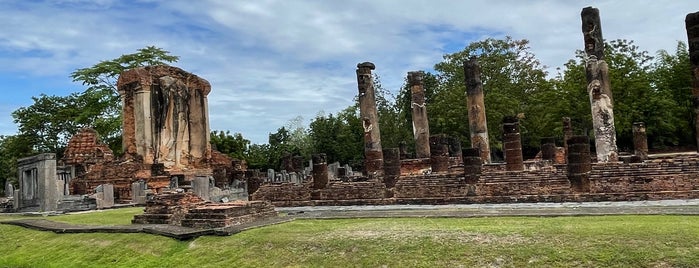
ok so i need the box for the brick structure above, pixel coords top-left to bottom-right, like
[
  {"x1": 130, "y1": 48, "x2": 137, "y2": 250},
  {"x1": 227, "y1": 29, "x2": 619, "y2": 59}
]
[
  {"x1": 582, "y1": 7, "x2": 618, "y2": 162},
  {"x1": 408, "y1": 71, "x2": 431, "y2": 158},
  {"x1": 562, "y1": 117, "x2": 573, "y2": 162},
  {"x1": 567, "y1": 136, "x2": 592, "y2": 192},
  {"x1": 383, "y1": 148, "x2": 400, "y2": 188},
  {"x1": 502, "y1": 116, "x2": 524, "y2": 171},
  {"x1": 687, "y1": 11, "x2": 699, "y2": 151},
  {"x1": 632, "y1": 122, "x2": 649, "y2": 160},
  {"x1": 540, "y1": 137, "x2": 556, "y2": 161},
  {"x1": 62, "y1": 128, "x2": 114, "y2": 176},
  {"x1": 356, "y1": 62, "x2": 384, "y2": 175},
  {"x1": 312, "y1": 154, "x2": 328, "y2": 190},
  {"x1": 464, "y1": 57, "x2": 491, "y2": 163},
  {"x1": 462, "y1": 148, "x2": 481, "y2": 184},
  {"x1": 429, "y1": 135, "x2": 451, "y2": 173},
  {"x1": 117, "y1": 65, "x2": 212, "y2": 170}
]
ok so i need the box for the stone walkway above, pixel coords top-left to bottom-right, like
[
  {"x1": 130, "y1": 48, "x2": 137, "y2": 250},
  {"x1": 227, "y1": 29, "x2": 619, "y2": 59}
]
[{"x1": 2, "y1": 199, "x2": 699, "y2": 240}]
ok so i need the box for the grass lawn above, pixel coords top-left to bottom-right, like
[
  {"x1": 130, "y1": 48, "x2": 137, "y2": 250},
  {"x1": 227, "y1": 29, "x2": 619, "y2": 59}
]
[{"x1": 0, "y1": 208, "x2": 698, "y2": 267}]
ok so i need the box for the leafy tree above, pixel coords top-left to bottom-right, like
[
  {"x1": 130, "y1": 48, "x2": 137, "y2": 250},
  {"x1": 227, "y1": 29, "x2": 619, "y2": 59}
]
[
  {"x1": 554, "y1": 40, "x2": 680, "y2": 150},
  {"x1": 12, "y1": 46, "x2": 180, "y2": 158},
  {"x1": 0, "y1": 134, "x2": 35, "y2": 192},
  {"x1": 309, "y1": 107, "x2": 364, "y2": 168},
  {"x1": 431, "y1": 37, "x2": 552, "y2": 158},
  {"x1": 210, "y1": 130, "x2": 250, "y2": 160},
  {"x1": 652, "y1": 41, "x2": 693, "y2": 147},
  {"x1": 245, "y1": 143, "x2": 271, "y2": 170}
]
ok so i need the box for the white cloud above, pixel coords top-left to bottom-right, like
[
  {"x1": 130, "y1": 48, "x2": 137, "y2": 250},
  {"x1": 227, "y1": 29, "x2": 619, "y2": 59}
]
[{"x1": 0, "y1": 0, "x2": 697, "y2": 143}]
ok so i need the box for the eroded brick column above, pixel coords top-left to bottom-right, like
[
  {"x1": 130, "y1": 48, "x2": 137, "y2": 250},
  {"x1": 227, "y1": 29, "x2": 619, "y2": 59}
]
[
  {"x1": 429, "y1": 135, "x2": 450, "y2": 173},
  {"x1": 462, "y1": 148, "x2": 482, "y2": 184},
  {"x1": 582, "y1": 7, "x2": 618, "y2": 162},
  {"x1": 687, "y1": 11, "x2": 699, "y2": 151},
  {"x1": 632, "y1": 122, "x2": 648, "y2": 160},
  {"x1": 408, "y1": 71, "x2": 431, "y2": 158},
  {"x1": 312, "y1": 154, "x2": 328, "y2": 189},
  {"x1": 356, "y1": 62, "x2": 384, "y2": 175},
  {"x1": 503, "y1": 116, "x2": 524, "y2": 171},
  {"x1": 566, "y1": 136, "x2": 591, "y2": 192},
  {"x1": 541, "y1": 137, "x2": 556, "y2": 161},
  {"x1": 562, "y1": 117, "x2": 573, "y2": 160},
  {"x1": 383, "y1": 148, "x2": 400, "y2": 188},
  {"x1": 464, "y1": 57, "x2": 491, "y2": 164}
]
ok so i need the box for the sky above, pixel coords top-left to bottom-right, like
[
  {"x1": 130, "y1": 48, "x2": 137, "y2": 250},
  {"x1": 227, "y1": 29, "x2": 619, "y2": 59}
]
[{"x1": 0, "y1": 1, "x2": 696, "y2": 144}]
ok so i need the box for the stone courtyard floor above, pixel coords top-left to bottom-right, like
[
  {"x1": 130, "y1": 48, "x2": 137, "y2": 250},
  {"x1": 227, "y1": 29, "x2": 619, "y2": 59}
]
[{"x1": 2, "y1": 199, "x2": 699, "y2": 240}]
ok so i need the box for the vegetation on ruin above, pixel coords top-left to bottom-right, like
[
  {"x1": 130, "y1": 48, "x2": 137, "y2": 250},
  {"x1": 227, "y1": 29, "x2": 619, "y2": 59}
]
[{"x1": 1, "y1": 208, "x2": 699, "y2": 267}]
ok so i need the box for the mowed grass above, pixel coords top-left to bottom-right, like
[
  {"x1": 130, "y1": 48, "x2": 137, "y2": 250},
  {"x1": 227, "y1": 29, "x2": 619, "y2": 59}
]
[{"x1": 0, "y1": 208, "x2": 698, "y2": 267}]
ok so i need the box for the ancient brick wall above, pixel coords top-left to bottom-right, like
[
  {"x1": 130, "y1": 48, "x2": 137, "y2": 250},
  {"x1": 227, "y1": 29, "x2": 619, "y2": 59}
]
[
  {"x1": 393, "y1": 175, "x2": 472, "y2": 198},
  {"x1": 315, "y1": 180, "x2": 386, "y2": 200},
  {"x1": 589, "y1": 156, "x2": 699, "y2": 193},
  {"x1": 250, "y1": 182, "x2": 312, "y2": 202},
  {"x1": 251, "y1": 154, "x2": 699, "y2": 206}
]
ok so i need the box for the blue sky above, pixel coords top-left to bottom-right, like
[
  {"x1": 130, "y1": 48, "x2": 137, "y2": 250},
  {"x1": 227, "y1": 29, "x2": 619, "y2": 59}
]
[{"x1": 0, "y1": 0, "x2": 696, "y2": 144}]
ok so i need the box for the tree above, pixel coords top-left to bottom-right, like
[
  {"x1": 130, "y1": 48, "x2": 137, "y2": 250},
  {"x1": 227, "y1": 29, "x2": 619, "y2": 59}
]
[
  {"x1": 652, "y1": 41, "x2": 693, "y2": 147},
  {"x1": 0, "y1": 134, "x2": 35, "y2": 192},
  {"x1": 210, "y1": 130, "x2": 250, "y2": 160},
  {"x1": 431, "y1": 37, "x2": 552, "y2": 158},
  {"x1": 309, "y1": 107, "x2": 364, "y2": 168},
  {"x1": 12, "y1": 46, "x2": 179, "y2": 156}
]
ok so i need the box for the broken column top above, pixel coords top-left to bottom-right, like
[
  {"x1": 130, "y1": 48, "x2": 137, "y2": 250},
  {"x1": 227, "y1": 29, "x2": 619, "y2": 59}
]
[
  {"x1": 688, "y1": 11, "x2": 699, "y2": 66},
  {"x1": 357, "y1": 62, "x2": 376, "y2": 70},
  {"x1": 464, "y1": 57, "x2": 483, "y2": 92},
  {"x1": 407, "y1": 71, "x2": 424, "y2": 86},
  {"x1": 116, "y1": 65, "x2": 211, "y2": 96},
  {"x1": 581, "y1": 6, "x2": 604, "y2": 61}
]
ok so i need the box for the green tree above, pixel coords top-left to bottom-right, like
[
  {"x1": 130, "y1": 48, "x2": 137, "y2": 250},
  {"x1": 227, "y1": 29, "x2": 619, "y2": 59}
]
[
  {"x1": 0, "y1": 134, "x2": 36, "y2": 192},
  {"x1": 12, "y1": 46, "x2": 180, "y2": 158},
  {"x1": 210, "y1": 130, "x2": 250, "y2": 160},
  {"x1": 431, "y1": 37, "x2": 552, "y2": 158},
  {"x1": 652, "y1": 41, "x2": 693, "y2": 147},
  {"x1": 309, "y1": 107, "x2": 364, "y2": 168}
]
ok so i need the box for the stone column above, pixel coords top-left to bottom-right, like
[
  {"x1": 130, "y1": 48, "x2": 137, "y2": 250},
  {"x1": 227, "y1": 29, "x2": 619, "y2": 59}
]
[
  {"x1": 464, "y1": 57, "x2": 491, "y2": 164},
  {"x1": 567, "y1": 136, "x2": 592, "y2": 192},
  {"x1": 462, "y1": 148, "x2": 482, "y2": 184},
  {"x1": 429, "y1": 135, "x2": 450, "y2": 173},
  {"x1": 562, "y1": 117, "x2": 573, "y2": 158},
  {"x1": 632, "y1": 122, "x2": 649, "y2": 160},
  {"x1": 382, "y1": 148, "x2": 400, "y2": 188},
  {"x1": 312, "y1": 154, "x2": 328, "y2": 189},
  {"x1": 582, "y1": 6, "x2": 618, "y2": 162},
  {"x1": 503, "y1": 116, "x2": 524, "y2": 171},
  {"x1": 408, "y1": 71, "x2": 431, "y2": 158},
  {"x1": 356, "y1": 62, "x2": 384, "y2": 175},
  {"x1": 539, "y1": 137, "x2": 556, "y2": 161},
  {"x1": 687, "y1": 11, "x2": 699, "y2": 151}
]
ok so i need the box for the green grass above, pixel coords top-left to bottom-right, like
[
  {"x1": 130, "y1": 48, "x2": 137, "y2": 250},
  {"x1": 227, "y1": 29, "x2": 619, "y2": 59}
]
[{"x1": 0, "y1": 208, "x2": 698, "y2": 267}]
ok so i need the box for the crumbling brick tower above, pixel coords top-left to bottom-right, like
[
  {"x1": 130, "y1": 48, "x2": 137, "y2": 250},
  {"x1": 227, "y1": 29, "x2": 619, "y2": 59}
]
[
  {"x1": 117, "y1": 65, "x2": 212, "y2": 171},
  {"x1": 408, "y1": 71, "x2": 431, "y2": 158}
]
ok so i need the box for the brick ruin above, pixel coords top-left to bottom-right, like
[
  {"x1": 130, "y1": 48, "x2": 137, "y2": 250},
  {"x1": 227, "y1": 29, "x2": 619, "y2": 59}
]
[
  {"x1": 7, "y1": 7, "x2": 699, "y2": 219},
  {"x1": 249, "y1": 7, "x2": 699, "y2": 207}
]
